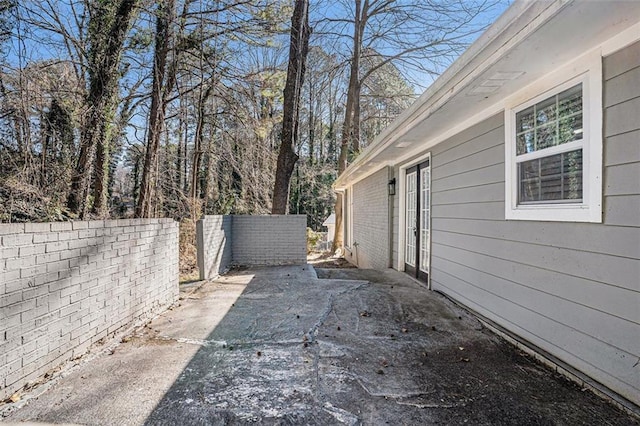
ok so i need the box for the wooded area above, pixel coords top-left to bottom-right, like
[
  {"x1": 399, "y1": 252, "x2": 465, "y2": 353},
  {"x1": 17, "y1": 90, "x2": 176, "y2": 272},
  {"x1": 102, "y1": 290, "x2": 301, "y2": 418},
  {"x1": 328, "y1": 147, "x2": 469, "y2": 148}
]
[{"x1": 0, "y1": 0, "x2": 500, "y2": 235}]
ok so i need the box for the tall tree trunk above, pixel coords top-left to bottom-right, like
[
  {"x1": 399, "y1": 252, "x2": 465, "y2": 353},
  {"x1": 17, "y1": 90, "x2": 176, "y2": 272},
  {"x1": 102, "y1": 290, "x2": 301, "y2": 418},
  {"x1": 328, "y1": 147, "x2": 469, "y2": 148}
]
[
  {"x1": 91, "y1": 127, "x2": 110, "y2": 217},
  {"x1": 307, "y1": 76, "x2": 314, "y2": 165},
  {"x1": 136, "y1": 0, "x2": 175, "y2": 218},
  {"x1": 272, "y1": 0, "x2": 311, "y2": 214},
  {"x1": 189, "y1": 84, "x2": 213, "y2": 219},
  {"x1": 67, "y1": 0, "x2": 138, "y2": 217},
  {"x1": 333, "y1": 0, "x2": 362, "y2": 252},
  {"x1": 93, "y1": 88, "x2": 134, "y2": 217},
  {"x1": 176, "y1": 95, "x2": 185, "y2": 192}
]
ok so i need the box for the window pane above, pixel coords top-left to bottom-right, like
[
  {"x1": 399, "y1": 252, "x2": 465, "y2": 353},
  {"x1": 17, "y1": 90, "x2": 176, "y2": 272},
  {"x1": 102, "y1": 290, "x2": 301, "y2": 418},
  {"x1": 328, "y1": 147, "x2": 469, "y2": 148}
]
[
  {"x1": 516, "y1": 107, "x2": 534, "y2": 132},
  {"x1": 536, "y1": 123, "x2": 557, "y2": 150},
  {"x1": 536, "y1": 96, "x2": 556, "y2": 125},
  {"x1": 518, "y1": 149, "x2": 583, "y2": 203},
  {"x1": 558, "y1": 85, "x2": 582, "y2": 116},
  {"x1": 559, "y1": 114, "x2": 583, "y2": 144},
  {"x1": 520, "y1": 176, "x2": 539, "y2": 202},
  {"x1": 563, "y1": 150, "x2": 583, "y2": 200},
  {"x1": 515, "y1": 83, "x2": 582, "y2": 156},
  {"x1": 517, "y1": 131, "x2": 535, "y2": 155}
]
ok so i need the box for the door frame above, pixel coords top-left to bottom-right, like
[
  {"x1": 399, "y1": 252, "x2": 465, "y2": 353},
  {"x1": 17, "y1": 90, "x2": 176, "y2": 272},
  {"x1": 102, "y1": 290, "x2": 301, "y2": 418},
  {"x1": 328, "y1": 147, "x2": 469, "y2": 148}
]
[{"x1": 397, "y1": 152, "x2": 432, "y2": 289}]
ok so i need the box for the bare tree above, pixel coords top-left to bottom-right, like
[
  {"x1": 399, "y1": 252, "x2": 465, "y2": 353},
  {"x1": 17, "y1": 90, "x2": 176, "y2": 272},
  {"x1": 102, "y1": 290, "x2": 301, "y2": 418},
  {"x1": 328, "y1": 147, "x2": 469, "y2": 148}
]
[
  {"x1": 67, "y1": 0, "x2": 139, "y2": 218},
  {"x1": 324, "y1": 0, "x2": 498, "y2": 252},
  {"x1": 136, "y1": 0, "x2": 177, "y2": 218},
  {"x1": 271, "y1": 0, "x2": 310, "y2": 215}
]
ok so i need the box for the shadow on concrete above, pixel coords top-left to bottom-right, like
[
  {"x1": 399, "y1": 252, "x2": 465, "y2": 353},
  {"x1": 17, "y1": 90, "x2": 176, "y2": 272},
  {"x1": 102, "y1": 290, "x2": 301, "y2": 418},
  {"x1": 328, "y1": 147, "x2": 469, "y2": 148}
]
[{"x1": 142, "y1": 266, "x2": 638, "y2": 425}]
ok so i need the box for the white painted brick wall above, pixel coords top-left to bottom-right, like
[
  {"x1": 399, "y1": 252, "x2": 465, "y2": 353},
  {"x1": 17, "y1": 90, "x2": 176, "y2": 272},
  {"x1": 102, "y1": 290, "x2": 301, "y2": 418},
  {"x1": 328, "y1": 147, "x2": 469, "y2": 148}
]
[
  {"x1": 196, "y1": 215, "x2": 306, "y2": 278},
  {"x1": 231, "y1": 215, "x2": 306, "y2": 266},
  {"x1": 0, "y1": 219, "x2": 179, "y2": 400},
  {"x1": 349, "y1": 168, "x2": 390, "y2": 269},
  {"x1": 196, "y1": 215, "x2": 232, "y2": 280}
]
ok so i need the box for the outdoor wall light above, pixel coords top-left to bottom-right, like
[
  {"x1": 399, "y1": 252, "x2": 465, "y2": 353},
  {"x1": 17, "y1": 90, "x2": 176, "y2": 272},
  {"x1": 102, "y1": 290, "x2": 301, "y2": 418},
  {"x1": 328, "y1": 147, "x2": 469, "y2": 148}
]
[{"x1": 388, "y1": 178, "x2": 396, "y2": 196}]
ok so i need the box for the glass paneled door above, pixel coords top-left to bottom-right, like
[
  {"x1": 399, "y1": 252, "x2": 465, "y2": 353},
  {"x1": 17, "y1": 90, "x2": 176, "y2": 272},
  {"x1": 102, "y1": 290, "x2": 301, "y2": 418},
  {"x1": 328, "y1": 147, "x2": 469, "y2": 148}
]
[{"x1": 404, "y1": 160, "x2": 430, "y2": 282}]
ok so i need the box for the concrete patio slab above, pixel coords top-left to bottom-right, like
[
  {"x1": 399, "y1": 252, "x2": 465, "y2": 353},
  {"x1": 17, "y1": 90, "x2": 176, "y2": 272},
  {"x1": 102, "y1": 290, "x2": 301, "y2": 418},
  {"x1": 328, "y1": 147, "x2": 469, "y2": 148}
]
[{"x1": 2, "y1": 265, "x2": 637, "y2": 425}]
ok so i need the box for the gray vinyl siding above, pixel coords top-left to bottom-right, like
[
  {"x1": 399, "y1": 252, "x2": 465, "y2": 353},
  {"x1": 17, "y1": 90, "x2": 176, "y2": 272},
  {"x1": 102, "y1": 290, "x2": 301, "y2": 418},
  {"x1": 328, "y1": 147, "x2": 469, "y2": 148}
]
[
  {"x1": 426, "y1": 41, "x2": 640, "y2": 405},
  {"x1": 348, "y1": 168, "x2": 389, "y2": 269}
]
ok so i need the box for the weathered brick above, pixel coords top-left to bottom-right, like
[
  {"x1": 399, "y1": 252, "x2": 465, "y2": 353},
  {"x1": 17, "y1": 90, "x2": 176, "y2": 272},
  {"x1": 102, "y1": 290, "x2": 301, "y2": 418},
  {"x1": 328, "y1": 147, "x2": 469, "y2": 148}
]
[
  {"x1": 0, "y1": 358, "x2": 22, "y2": 382},
  {"x1": 20, "y1": 264, "x2": 47, "y2": 279},
  {"x1": 88, "y1": 220, "x2": 105, "y2": 229},
  {"x1": 24, "y1": 223, "x2": 51, "y2": 233},
  {"x1": 46, "y1": 259, "x2": 70, "y2": 274},
  {"x1": 19, "y1": 244, "x2": 46, "y2": 257},
  {"x1": 36, "y1": 252, "x2": 61, "y2": 265},
  {"x1": 71, "y1": 221, "x2": 89, "y2": 230},
  {"x1": 45, "y1": 241, "x2": 68, "y2": 253},
  {"x1": 59, "y1": 248, "x2": 81, "y2": 260},
  {"x1": 77, "y1": 229, "x2": 96, "y2": 239},
  {"x1": 1, "y1": 247, "x2": 19, "y2": 259},
  {"x1": 33, "y1": 233, "x2": 59, "y2": 243},
  {"x1": 50, "y1": 222, "x2": 73, "y2": 232},
  {"x1": 0, "y1": 223, "x2": 25, "y2": 236},
  {"x1": 57, "y1": 231, "x2": 79, "y2": 241},
  {"x1": 21, "y1": 302, "x2": 49, "y2": 323},
  {"x1": 3, "y1": 233, "x2": 34, "y2": 247},
  {"x1": 0, "y1": 292, "x2": 22, "y2": 309},
  {"x1": 22, "y1": 284, "x2": 49, "y2": 301},
  {"x1": 5, "y1": 257, "x2": 28, "y2": 270}
]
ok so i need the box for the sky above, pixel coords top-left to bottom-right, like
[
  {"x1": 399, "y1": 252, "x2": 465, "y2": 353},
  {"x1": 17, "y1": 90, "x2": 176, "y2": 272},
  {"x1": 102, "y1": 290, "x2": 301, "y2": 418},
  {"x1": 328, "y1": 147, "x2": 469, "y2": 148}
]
[{"x1": 3, "y1": 0, "x2": 512, "y2": 95}]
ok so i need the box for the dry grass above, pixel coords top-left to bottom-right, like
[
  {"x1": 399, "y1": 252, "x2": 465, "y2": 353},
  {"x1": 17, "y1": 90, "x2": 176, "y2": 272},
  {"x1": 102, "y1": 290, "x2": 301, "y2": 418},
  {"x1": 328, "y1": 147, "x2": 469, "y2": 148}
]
[{"x1": 179, "y1": 219, "x2": 199, "y2": 282}]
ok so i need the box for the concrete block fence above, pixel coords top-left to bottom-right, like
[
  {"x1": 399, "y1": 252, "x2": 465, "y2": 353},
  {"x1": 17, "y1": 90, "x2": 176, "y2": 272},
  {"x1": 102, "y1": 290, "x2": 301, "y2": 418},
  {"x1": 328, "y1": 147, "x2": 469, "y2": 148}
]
[
  {"x1": 197, "y1": 215, "x2": 307, "y2": 280},
  {"x1": 0, "y1": 219, "x2": 179, "y2": 400},
  {"x1": 196, "y1": 216, "x2": 233, "y2": 282}
]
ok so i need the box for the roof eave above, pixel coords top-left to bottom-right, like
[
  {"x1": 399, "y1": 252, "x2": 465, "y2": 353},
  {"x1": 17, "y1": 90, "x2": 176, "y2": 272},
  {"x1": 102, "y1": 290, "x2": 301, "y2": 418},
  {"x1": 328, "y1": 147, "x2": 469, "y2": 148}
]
[{"x1": 334, "y1": 0, "x2": 569, "y2": 189}]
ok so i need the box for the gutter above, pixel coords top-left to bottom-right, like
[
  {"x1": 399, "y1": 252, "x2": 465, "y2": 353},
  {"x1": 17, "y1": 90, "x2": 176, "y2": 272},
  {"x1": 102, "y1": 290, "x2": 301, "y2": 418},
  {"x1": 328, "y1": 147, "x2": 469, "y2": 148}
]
[{"x1": 334, "y1": 0, "x2": 572, "y2": 189}]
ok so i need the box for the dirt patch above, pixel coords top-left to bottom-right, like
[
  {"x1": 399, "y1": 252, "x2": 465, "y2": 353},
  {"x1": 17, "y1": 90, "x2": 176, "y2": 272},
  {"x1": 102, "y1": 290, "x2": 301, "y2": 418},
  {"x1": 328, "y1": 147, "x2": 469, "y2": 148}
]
[{"x1": 307, "y1": 252, "x2": 357, "y2": 269}]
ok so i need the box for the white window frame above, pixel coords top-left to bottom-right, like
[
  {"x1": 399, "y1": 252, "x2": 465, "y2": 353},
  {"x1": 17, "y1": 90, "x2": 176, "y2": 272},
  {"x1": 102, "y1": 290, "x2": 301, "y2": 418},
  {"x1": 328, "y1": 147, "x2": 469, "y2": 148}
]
[{"x1": 504, "y1": 52, "x2": 602, "y2": 223}]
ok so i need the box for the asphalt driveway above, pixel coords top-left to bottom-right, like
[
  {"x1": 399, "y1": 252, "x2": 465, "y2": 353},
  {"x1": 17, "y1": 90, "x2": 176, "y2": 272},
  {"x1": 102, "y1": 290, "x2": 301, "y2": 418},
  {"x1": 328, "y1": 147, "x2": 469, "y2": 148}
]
[{"x1": 2, "y1": 265, "x2": 637, "y2": 425}]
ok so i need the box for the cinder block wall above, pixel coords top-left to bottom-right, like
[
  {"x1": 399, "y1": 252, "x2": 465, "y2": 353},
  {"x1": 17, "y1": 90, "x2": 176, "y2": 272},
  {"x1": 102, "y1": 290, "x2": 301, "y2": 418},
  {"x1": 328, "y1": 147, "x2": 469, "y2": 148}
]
[
  {"x1": 196, "y1": 215, "x2": 307, "y2": 278},
  {"x1": 232, "y1": 215, "x2": 306, "y2": 266},
  {"x1": 0, "y1": 219, "x2": 179, "y2": 400},
  {"x1": 196, "y1": 216, "x2": 232, "y2": 280}
]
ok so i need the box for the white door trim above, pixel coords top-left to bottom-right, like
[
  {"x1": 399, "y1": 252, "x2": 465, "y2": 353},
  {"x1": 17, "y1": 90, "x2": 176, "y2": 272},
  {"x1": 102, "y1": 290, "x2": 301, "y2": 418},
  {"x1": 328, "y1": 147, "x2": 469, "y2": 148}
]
[{"x1": 397, "y1": 152, "x2": 432, "y2": 289}]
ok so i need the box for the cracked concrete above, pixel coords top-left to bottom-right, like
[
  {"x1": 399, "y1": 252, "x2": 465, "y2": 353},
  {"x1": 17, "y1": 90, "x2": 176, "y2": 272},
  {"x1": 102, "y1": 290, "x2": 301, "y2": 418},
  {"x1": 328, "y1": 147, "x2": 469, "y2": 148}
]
[{"x1": 2, "y1": 265, "x2": 638, "y2": 425}]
